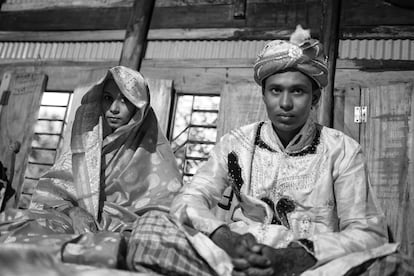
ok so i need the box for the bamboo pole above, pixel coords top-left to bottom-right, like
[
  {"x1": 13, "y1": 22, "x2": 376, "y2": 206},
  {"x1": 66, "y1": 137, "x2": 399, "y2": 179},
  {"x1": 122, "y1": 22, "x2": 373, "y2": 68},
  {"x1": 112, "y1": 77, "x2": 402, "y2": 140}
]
[
  {"x1": 318, "y1": 0, "x2": 342, "y2": 127},
  {"x1": 119, "y1": 0, "x2": 156, "y2": 70}
]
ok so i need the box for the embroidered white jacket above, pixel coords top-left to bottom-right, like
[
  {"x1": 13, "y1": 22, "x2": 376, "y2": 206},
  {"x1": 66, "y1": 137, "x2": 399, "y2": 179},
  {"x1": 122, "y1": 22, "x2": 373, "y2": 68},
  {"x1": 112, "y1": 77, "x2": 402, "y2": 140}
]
[{"x1": 171, "y1": 120, "x2": 388, "y2": 265}]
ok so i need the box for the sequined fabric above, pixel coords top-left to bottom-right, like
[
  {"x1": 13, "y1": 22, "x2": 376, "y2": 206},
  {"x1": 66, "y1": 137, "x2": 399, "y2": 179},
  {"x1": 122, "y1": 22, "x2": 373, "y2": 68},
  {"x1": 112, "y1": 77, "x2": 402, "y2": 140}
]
[{"x1": 253, "y1": 36, "x2": 328, "y2": 88}]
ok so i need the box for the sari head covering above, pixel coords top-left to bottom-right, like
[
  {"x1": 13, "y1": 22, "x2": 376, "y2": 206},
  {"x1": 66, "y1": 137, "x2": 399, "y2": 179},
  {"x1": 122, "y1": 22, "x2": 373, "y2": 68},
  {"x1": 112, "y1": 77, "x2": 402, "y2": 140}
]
[
  {"x1": 253, "y1": 25, "x2": 328, "y2": 89},
  {"x1": 31, "y1": 66, "x2": 183, "y2": 231}
]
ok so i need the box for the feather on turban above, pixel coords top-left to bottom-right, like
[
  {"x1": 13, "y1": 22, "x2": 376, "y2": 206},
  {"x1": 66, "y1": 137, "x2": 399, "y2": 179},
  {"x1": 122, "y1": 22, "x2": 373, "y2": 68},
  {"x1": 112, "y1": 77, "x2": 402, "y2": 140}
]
[{"x1": 253, "y1": 25, "x2": 328, "y2": 89}]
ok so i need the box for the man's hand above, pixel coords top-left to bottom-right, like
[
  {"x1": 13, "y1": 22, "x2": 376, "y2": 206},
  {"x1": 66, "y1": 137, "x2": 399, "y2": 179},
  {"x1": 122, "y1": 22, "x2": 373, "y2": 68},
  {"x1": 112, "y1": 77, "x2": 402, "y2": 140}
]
[
  {"x1": 231, "y1": 244, "x2": 274, "y2": 276},
  {"x1": 259, "y1": 244, "x2": 317, "y2": 275},
  {"x1": 68, "y1": 206, "x2": 98, "y2": 234},
  {"x1": 210, "y1": 226, "x2": 273, "y2": 275}
]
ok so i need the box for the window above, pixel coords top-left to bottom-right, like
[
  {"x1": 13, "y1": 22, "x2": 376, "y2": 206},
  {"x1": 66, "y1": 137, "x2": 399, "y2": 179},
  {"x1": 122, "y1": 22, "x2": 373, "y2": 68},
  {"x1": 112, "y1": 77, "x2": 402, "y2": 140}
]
[
  {"x1": 170, "y1": 94, "x2": 220, "y2": 184},
  {"x1": 23, "y1": 90, "x2": 72, "y2": 199}
]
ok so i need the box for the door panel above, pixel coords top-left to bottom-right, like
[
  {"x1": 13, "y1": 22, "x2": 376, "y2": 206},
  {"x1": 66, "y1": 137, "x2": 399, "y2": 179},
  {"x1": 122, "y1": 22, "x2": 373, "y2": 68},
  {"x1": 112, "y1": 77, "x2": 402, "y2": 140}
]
[
  {"x1": 359, "y1": 83, "x2": 413, "y2": 257},
  {"x1": 0, "y1": 71, "x2": 47, "y2": 207},
  {"x1": 339, "y1": 82, "x2": 414, "y2": 257}
]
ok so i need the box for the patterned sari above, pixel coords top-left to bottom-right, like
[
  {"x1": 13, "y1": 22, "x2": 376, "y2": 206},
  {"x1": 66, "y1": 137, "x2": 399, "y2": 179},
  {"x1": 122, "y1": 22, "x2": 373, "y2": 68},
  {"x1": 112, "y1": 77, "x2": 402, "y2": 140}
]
[
  {"x1": 0, "y1": 66, "x2": 183, "y2": 271},
  {"x1": 30, "y1": 66, "x2": 182, "y2": 232}
]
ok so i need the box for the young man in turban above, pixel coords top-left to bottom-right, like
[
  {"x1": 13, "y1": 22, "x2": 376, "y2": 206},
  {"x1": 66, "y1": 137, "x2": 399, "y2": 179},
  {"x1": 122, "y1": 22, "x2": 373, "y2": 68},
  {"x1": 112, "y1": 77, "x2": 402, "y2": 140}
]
[{"x1": 170, "y1": 26, "x2": 389, "y2": 275}]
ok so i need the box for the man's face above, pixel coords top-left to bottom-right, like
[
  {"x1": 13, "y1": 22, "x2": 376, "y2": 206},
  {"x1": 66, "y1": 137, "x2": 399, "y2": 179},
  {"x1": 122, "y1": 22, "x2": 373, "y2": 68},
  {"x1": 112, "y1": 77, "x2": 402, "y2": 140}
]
[
  {"x1": 101, "y1": 79, "x2": 136, "y2": 131},
  {"x1": 262, "y1": 70, "x2": 319, "y2": 143}
]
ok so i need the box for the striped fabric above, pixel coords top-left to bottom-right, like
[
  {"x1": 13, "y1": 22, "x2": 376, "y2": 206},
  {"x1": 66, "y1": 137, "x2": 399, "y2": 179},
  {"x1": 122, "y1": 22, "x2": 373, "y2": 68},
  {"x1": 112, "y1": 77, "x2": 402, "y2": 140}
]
[{"x1": 126, "y1": 211, "x2": 217, "y2": 276}]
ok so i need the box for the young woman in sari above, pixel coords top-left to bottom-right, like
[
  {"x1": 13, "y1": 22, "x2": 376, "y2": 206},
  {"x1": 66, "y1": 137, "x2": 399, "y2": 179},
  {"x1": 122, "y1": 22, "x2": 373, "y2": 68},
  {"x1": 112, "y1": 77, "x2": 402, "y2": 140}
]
[
  {"x1": 0, "y1": 66, "x2": 183, "y2": 270},
  {"x1": 29, "y1": 65, "x2": 182, "y2": 233}
]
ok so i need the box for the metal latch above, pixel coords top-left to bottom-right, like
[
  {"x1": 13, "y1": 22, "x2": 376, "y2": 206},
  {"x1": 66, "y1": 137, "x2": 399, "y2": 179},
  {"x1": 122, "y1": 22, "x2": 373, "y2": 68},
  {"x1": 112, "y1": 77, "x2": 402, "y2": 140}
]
[{"x1": 354, "y1": 106, "x2": 367, "y2": 123}]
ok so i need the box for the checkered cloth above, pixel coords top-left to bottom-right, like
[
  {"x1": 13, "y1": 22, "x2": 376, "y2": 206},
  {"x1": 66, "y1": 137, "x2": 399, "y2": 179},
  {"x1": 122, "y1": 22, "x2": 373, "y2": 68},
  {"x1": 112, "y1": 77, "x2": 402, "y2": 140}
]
[{"x1": 126, "y1": 210, "x2": 217, "y2": 276}]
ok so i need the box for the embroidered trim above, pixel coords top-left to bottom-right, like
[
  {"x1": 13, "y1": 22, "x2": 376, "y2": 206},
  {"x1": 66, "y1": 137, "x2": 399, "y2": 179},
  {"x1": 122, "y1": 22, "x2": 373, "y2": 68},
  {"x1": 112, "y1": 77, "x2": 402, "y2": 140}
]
[
  {"x1": 288, "y1": 127, "x2": 321, "y2": 156},
  {"x1": 227, "y1": 152, "x2": 244, "y2": 201},
  {"x1": 254, "y1": 122, "x2": 277, "y2": 152},
  {"x1": 290, "y1": 239, "x2": 315, "y2": 255},
  {"x1": 254, "y1": 122, "x2": 321, "y2": 156}
]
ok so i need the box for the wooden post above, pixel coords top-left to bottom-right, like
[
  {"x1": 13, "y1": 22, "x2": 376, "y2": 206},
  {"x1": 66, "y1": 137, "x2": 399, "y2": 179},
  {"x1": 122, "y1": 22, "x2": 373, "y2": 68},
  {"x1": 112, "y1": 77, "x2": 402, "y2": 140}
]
[
  {"x1": 318, "y1": 0, "x2": 342, "y2": 127},
  {"x1": 119, "y1": 0, "x2": 155, "y2": 70}
]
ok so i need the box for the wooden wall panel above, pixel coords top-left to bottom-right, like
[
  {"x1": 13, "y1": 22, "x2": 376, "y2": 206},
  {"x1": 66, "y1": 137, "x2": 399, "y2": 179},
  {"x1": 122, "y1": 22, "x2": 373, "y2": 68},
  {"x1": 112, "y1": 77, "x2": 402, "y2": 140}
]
[
  {"x1": 338, "y1": 0, "x2": 414, "y2": 39},
  {"x1": 0, "y1": 62, "x2": 117, "y2": 91},
  {"x1": 334, "y1": 69, "x2": 414, "y2": 90},
  {"x1": 216, "y1": 83, "x2": 267, "y2": 139},
  {"x1": 333, "y1": 88, "x2": 345, "y2": 132},
  {"x1": 359, "y1": 83, "x2": 414, "y2": 257},
  {"x1": 342, "y1": 0, "x2": 414, "y2": 27},
  {"x1": 340, "y1": 0, "x2": 414, "y2": 39},
  {"x1": 147, "y1": 79, "x2": 174, "y2": 136},
  {"x1": 0, "y1": 71, "x2": 46, "y2": 207},
  {"x1": 141, "y1": 65, "x2": 256, "y2": 96},
  {"x1": 343, "y1": 86, "x2": 361, "y2": 142}
]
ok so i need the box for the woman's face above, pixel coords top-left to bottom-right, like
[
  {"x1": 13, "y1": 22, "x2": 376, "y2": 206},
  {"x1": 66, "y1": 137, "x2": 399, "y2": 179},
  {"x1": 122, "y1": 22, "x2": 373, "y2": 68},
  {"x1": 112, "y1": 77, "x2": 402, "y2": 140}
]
[
  {"x1": 262, "y1": 70, "x2": 320, "y2": 145},
  {"x1": 101, "y1": 79, "x2": 136, "y2": 131}
]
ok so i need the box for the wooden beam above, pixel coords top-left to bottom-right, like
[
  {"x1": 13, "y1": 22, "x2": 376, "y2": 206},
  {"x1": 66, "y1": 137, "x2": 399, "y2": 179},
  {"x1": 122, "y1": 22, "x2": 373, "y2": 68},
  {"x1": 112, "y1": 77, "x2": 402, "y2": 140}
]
[
  {"x1": 341, "y1": 0, "x2": 414, "y2": 26},
  {"x1": 119, "y1": 0, "x2": 155, "y2": 69},
  {"x1": 2, "y1": 0, "x2": 322, "y2": 10},
  {"x1": 336, "y1": 59, "x2": 414, "y2": 71},
  {"x1": 148, "y1": 27, "x2": 318, "y2": 40},
  {"x1": 335, "y1": 69, "x2": 414, "y2": 89},
  {"x1": 1, "y1": 0, "x2": 132, "y2": 11},
  {"x1": 9, "y1": 58, "x2": 411, "y2": 76},
  {"x1": 155, "y1": 0, "x2": 232, "y2": 7},
  {"x1": 0, "y1": 30, "x2": 126, "y2": 42},
  {"x1": 385, "y1": 0, "x2": 414, "y2": 9},
  {"x1": 2, "y1": 0, "x2": 233, "y2": 10},
  {"x1": 142, "y1": 58, "x2": 255, "y2": 68},
  {"x1": 0, "y1": 2, "x2": 322, "y2": 32},
  {"x1": 0, "y1": 59, "x2": 117, "y2": 67},
  {"x1": 0, "y1": 28, "x2": 320, "y2": 42},
  {"x1": 341, "y1": 26, "x2": 414, "y2": 39},
  {"x1": 0, "y1": 7, "x2": 131, "y2": 31},
  {"x1": 318, "y1": 0, "x2": 341, "y2": 127}
]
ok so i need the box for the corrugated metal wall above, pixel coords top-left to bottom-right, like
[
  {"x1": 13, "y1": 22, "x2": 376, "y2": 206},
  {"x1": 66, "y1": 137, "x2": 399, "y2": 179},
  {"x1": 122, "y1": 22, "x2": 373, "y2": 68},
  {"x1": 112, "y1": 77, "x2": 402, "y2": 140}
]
[
  {"x1": 339, "y1": 39, "x2": 414, "y2": 60},
  {"x1": 145, "y1": 40, "x2": 268, "y2": 59},
  {"x1": 0, "y1": 42, "x2": 123, "y2": 60},
  {"x1": 1, "y1": 40, "x2": 414, "y2": 61}
]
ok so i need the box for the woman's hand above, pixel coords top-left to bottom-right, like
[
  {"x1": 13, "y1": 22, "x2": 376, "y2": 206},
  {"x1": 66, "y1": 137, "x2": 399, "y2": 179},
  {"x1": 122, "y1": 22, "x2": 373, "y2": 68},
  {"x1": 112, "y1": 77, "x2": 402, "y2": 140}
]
[{"x1": 68, "y1": 206, "x2": 98, "y2": 234}]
